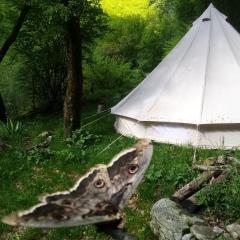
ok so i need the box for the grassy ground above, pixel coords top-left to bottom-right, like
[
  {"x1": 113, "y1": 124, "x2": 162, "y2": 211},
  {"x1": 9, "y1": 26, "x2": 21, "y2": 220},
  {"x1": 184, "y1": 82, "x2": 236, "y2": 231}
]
[{"x1": 0, "y1": 105, "x2": 240, "y2": 239}]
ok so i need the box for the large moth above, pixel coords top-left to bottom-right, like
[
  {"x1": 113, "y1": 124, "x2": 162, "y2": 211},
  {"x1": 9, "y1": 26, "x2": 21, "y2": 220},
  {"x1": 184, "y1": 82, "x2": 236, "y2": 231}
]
[{"x1": 2, "y1": 139, "x2": 153, "y2": 228}]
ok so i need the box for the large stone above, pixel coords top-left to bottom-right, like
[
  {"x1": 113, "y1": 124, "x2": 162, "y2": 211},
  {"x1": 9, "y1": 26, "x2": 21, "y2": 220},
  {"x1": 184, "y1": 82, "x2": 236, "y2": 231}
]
[
  {"x1": 223, "y1": 232, "x2": 234, "y2": 240},
  {"x1": 150, "y1": 198, "x2": 203, "y2": 240},
  {"x1": 182, "y1": 233, "x2": 195, "y2": 240},
  {"x1": 226, "y1": 223, "x2": 240, "y2": 239},
  {"x1": 213, "y1": 226, "x2": 224, "y2": 235},
  {"x1": 190, "y1": 224, "x2": 222, "y2": 240}
]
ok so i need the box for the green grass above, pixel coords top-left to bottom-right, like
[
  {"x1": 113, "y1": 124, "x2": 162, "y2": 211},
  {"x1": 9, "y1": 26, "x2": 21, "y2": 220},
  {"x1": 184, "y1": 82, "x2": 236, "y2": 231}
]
[{"x1": 0, "y1": 106, "x2": 240, "y2": 239}]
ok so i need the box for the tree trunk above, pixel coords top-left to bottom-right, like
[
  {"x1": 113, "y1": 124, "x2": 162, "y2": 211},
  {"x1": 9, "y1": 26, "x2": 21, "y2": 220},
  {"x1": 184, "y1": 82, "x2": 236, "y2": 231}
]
[
  {"x1": 0, "y1": 4, "x2": 30, "y2": 63},
  {"x1": 63, "y1": 17, "x2": 82, "y2": 137},
  {"x1": 32, "y1": 77, "x2": 36, "y2": 111},
  {"x1": 0, "y1": 4, "x2": 31, "y2": 120},
  {"x1": 0, "y1": 93, "x2": 7, "y2": 123}
]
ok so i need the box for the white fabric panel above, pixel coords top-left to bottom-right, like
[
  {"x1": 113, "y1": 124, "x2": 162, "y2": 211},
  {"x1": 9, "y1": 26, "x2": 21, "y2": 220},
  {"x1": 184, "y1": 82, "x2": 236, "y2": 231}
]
[
  {"x1": 200, "y1": 7, "x2": 240, "y2": 124},
  {"x1": 111, "y1": 21, "x2": 201, "y2": 122},
  {"x1": 115, "y1": 117, "x2": 240, "y2": 149},
  {"x1": 146, "y1": 18, "x2": 210, "y2": 123}
]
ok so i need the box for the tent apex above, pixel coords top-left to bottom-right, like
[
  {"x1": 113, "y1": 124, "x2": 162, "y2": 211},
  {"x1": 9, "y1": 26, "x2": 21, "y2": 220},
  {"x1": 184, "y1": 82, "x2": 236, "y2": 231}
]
[{"x1": 209, "y1": 3, "x2": 215, "y2": 8}]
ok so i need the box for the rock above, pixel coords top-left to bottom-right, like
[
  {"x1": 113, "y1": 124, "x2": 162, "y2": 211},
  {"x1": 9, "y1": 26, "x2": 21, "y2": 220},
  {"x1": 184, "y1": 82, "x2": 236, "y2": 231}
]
[
  {"x1": 223, "y1": 232, "x2": 234, "y2": 240},
  {"x1": 213, "y1": 226, "x2": 224, "y2": 235},
  {"x1": 27, "y1": 135, "x2": 52, "y2": 151},
  {"x1": 226, "y1": 223, "x2": 240, "y2": 239},
  {"x1": 182, "y1": 233, "x2": 195, "y2": 240},
  {"x1": 150, "y1": 198, "x2": 203, "y2": 240},
  {"x1": 38, "y1": 131, "x2": 51, "y2": 138},
  {"x1": 191, "y1": 224, "x2": 222, "y2": 240}
]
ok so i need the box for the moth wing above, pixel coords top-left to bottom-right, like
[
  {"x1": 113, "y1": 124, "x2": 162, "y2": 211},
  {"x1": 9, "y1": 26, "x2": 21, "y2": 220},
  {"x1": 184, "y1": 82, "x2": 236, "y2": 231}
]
[
  {"x1": 2, "y1": 139, "x2": 153, "y2": 228},
  {"x1": 2, "y1": 165, "x2": 120, "y2": 228}
]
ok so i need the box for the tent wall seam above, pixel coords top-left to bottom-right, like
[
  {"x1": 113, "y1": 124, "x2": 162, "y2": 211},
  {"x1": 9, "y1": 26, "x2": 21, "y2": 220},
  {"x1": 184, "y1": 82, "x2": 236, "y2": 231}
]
[
  {"x1": 193, "y1": 8, "x2": 212, "y2": 152},
  {"x1": 198, "y1": 7, "x2": 212, "y2": 125}
]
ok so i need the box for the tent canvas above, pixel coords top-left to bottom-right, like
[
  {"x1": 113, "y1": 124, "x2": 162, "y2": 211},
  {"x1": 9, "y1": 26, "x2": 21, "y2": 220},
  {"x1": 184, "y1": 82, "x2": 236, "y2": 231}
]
[{"x1": 111, "y1": 4, "x2": 240, "y2": 149}]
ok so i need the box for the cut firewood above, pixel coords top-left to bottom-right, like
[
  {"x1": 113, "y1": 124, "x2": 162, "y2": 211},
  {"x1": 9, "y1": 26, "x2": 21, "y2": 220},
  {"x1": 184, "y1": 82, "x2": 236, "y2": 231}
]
[
  {"x1": 172, "y1": 155, "x2": 240, "y2": 212},
  {"x1": 192, "y1": 165, "x2": 226, "y2": 172},
  {"x1": 226, "y1": 157, "x2": 240, "y2": 166},
  {"x1": 209, "y1": 171, "x2": 228, "y2": 185},
  {"x1": 181, "y1": 171, "x2": 228, "y2": 213},
  {"x1": 171, "y1": 171, "x2": 221, "y2": 203}
]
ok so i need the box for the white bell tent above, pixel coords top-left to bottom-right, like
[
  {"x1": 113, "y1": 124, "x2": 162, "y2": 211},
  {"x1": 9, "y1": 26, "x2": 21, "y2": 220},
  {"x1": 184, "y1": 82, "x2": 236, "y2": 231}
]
[{"x1": 111, "y1": 4, "x2": 240, "y2": 149}]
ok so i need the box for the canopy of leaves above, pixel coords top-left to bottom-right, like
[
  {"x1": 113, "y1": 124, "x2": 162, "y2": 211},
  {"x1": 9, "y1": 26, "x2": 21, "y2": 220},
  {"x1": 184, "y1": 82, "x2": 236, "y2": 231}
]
[{"x1": 2, "y1": 0, "x2": 240, "y2": 115}]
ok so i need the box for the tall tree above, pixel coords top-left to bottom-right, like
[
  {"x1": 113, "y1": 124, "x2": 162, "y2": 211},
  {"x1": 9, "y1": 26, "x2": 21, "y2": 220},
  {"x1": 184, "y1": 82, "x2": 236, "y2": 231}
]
[
  {"x1": 63, "y1": 12, "x2": 83, "y2": 137},
  {"x1": 0, "y1": 3, "x2": 30, "y2": 63},
  {"x1": 0, "y1": 93, "x2": 7, "y2": 123},
  {"x1": 0, "y1": 2, "x2": 30, "y2": 120},
  {"x1": 1, "y1": 0, "x2": 106, "y2": 132},
  {"x1": 60, "y1": 0, "x2": 107, "y2": 136}
]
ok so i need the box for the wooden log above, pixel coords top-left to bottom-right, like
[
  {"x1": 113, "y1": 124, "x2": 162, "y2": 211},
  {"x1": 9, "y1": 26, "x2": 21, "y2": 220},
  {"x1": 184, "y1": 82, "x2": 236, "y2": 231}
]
[
  {"x1": 210, "y1": 171, "x2": 228, "y2": 184},
  {"x1": 226, "y1": 157, "x2": 240, "y2": 166},
  {"x1": 171, "y1": 171, "x2": 221, "y2": 203},
  {"x1": 173, "y1": 155, "x2": 240, "y2": 211},
  {"x1": 181, "y1": 172, "x2": 227, "y2": 213},
  {"x1": 192, "y1": 165, "x2": 226, "y2": 172},
  {"x1": 199, "y1": 156, "x2": 226, "y2": 166}
]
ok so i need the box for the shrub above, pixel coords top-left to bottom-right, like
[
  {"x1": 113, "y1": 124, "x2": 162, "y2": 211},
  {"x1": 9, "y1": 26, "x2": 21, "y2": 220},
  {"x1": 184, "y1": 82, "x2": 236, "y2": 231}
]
[{"x1": 0, "y1": 119, "x2": 23, "y2": 137}]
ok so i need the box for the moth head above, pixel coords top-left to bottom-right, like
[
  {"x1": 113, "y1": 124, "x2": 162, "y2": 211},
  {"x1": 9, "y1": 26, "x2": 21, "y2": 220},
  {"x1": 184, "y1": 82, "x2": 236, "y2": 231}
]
[{"x1": 107, "y1": 139, "x2": 153, "y2": 207}]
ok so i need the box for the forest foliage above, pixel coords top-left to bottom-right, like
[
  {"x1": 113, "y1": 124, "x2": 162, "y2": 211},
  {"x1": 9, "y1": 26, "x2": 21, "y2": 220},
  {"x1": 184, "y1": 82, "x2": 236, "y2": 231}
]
[{"x1": 1, "y1": 0, "x2": 240, "y2": 116}]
